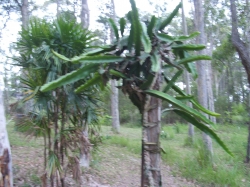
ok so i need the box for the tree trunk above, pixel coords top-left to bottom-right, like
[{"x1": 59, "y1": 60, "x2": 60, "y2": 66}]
[
  {"x1": 207, "y1": 40, "x2": 216, "y2": 123},
  {"x1": 182, "y1": 0, "x2": 194, "y2": 141},
  {"x1": 79, "y1": 125, "x2": 91, "y2": 168},
  {"x1": 54, "y1": 91, "x2": 60, "y2": 187},
  {"x1": 246, "y1": 124, "x2": 250, "y2": 163},
  {"x1": 230, "y1": 0, "x2": 250, "y2": 162},
  {"x1": 245, "y1": 0, "x2": 250, "y2": 52},
  {"x1": 79, "y1": 0, "x2": 91, "y2": 168},
  {"x1": 56, "y1": 0, "x2": 60, "y2": 15},
  {"x1": 21, "y1": 0, "x2": 29, "y2": 29},
  {"x1": 141, "y1": 70, "x2": 162, "y2": 186},
  {"x1": 193, "y1": 0, "x2": 213, "y2": 157},
  {"x1": 60, "y1": 99, "x2": 66, "y2": 187},
  {"x1": 110, "y1": 0, "x2": 120, "y2": 133},
  {"x1": 81, "y1": 0, "x2": 89, "y2": 28},
  {"x1": 0, "y1": 89, "x2": 13, "y2": 187},
  {"x1": 111, "y1": 80, "x2": 120, "y2": 133}
]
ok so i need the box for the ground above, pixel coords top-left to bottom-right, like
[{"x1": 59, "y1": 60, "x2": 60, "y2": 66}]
[
  {"x1": 8, "y1": 120, "x2": 250, "y2": 187},
  {"x1": 10, "y1": 126, "x2": 199, "y2": 187}
]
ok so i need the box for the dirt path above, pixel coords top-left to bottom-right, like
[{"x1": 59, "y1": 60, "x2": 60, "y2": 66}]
[
  {"x1": 81, "y1": 145, "x2": 199, "y2": 187},
  {"x1": 11, "y1": 144, "x2": 199, "y2": 187}
]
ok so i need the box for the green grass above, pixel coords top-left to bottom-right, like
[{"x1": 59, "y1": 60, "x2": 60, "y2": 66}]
[
  {"x1": 101, "y1": 126, "x2": 141, "y2": 154},
  {"x1": 101, "y1": 124, "x2": 250, "y2": 187},
  {"x1": 7, "y1": 120, "x2": 42, "y2": 148}
]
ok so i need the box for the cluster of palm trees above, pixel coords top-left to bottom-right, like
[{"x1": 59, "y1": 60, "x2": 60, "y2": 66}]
[{"x1": 14, "y1": 12, "x2": 101, "y2": 186}]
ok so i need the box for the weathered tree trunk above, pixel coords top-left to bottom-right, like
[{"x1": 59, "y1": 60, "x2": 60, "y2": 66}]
[
  {"x1": 193, "y1": 0, "x2": 213, "y2": 157},
  {"x1": 110, "y1": 80, "x2": 120, "y2": 133},
  {"x1": 110, "y1": 0, "x2": 120, "y2": 133},
  {"x1": 0, "y1": 89, "x2": 13, "y2": 187},
  {"x1": 141, "y1": 70, "x2": 162, "y2": 186},
  {"x1": 182, "y1": 0, "x2": 194, "y2": 141},
  {"x1": 79, "y1": 125, "x2": 91, "y2": 168},
  {"x1": 230, "y1": 0, "x2": 250, "y2": 162},
  {"x1": 81, "y1": 0, "x2": 89, "y2": 28}
]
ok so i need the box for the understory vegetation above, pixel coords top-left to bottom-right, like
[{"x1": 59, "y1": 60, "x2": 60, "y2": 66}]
[
  {"x1": 102, "y1": 124, "x2": 250, "y2": 187},
  {"x1": 8, "y1": 117, "x2": 250, "y2": 187}
]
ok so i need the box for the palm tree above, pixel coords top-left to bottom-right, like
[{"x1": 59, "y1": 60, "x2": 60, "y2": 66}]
[{"x1": 14, "y1": 12, "x2": 100, "y2": 187}]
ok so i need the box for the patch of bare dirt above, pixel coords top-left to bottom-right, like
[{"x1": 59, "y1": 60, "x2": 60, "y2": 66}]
[
  {"x1": 11, "y1": 144, "x2": 199, "y2": 187},
  {"x1": 84, "y1": 145, "x2": 199, "y2": 187}
]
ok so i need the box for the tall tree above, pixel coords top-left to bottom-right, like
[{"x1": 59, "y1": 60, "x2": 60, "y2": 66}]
[
  {"x1": 80, "y1": 0, "x2": 89, "y2": 28},
  {"x1": 181, "y1": 0, "x2": 194, "y2": 141},
  {"x1": 0, "y1": 89, "x2": 13, "y2": 187},
  {"x1": 110, "y1": 0, "x2": 120, "y2": 133},
  {"x1": 14, "y1": 0, "x2": 29, "y2": 28},
  {"x1": 230, "y1": 0, "x2": 250, "y2": 162},
  {"x1": 79, "y1": 0, "x2": 91, "y2": 168},
  {"x1": 207, "y1": 44, "x2": 216, "y2": 123},
  {"x1": 193, "y1": 0, "x2": 213, "y2": 157}
]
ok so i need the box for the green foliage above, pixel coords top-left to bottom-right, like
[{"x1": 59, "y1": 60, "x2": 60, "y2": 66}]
[
  {"x1": 172, "y1": 44, "x2": 206, "y2": 51},
  {"x1": 109, "y1": 69, "x2": 128, "y2": 79},
  {"x1": 147, "y1": 16, "x2": 157, "y2": 39},
  {"x1": 129, "y1": 0, "x2": 141, "y2": 56},
  {"x1": 98, "y1": 115, "x2": 112, "y2": 126},
  {"x1": 160, "y1": 129, "x2": 175, "y2": 140},
  {"x1": 74, "y1": 73, "x2": 102, "y2": 93},
  {"x1": 162, "y1": 70, "x2": 183, "y2": 93},
  {"x1": 48, "y1": 151, "x2": 62, "y2": 176},
  {"x1": 53, "y1": 50, "x2": 124, "y2": 63},
  {"x1": 7, "y1": 121, "x2": 42, "y2": 148},
  {"x1": 227, "y1": 103, "x2": 249, "y2": 125},
  {"x1": 39, "y1": 0, "x2": 230, "y2": 163},
  {"x1": 40, "y1": 63, "x2": 99, "y2": 92},
  {"x1": 119, "y1": 18, "x2": 126, "y2": 36},
  {"x1": 150, "y1": 50, "x2": 160, "y2": 72},
  {"x1": 14, "y1": 13, "x2": 103, "y2": 184},
  {"x1": 159, "y1": 2, "x2": 182, "y2": 30},
  {"x1": 163, "y1": 75, "x2": 220, "y2": 117},
  {"x1": 8, "y1": 1, "x2": 242, "y2": 186},
  {"x1": 99, "y1": 124, "x2": 249, "y2": 186},
  {"x1": 177, "y1": 31, "x2": 200, "y2": 41},
  {"x1": 146, "y1": 90, "x2": 217, "y2": 124},
  {"x1": 146, "y1": 90, "x2": 231, "y2": 155},
  {"x1": 175, "y1": 55, "x2": 212, "y2": 65},
  {"x1": 140, "y1": 22, "x2": 152, "y2": 53},
  {"x1": 103, "y1": 135, "x2": 141, "y2": 155},
  {"x1": 155, "y1": 32, "x2": 176, "y2": 42},
  {"x1": 160, "y1": 124, "x2": 249, "y2": 187},
  {"x1": 108, "y1": 18, "x2": 119, "y2": 41}
]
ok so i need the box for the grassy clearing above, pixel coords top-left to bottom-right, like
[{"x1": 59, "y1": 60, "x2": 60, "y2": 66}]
[
  {"x1": 101, "y1": 124, "x2": 250, "y2": 187},
  {"x1": 101, "y1": 126, "x2": 141, "y2": 155}
]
